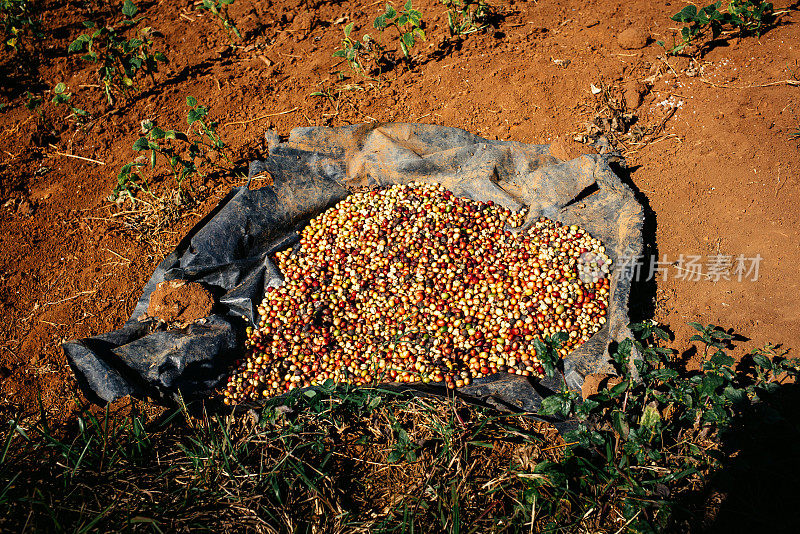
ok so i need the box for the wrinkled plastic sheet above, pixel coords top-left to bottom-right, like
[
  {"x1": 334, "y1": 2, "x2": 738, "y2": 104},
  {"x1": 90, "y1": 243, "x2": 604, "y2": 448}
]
[{"x1": 64, "y1": 123, "x2": 643, "y2": 416}]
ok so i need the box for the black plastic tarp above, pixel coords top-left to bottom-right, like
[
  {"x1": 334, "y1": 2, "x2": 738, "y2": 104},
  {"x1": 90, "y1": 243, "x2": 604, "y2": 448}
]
[{"x1": 64, "y1": 123, "x2": 643, "y2": 414}]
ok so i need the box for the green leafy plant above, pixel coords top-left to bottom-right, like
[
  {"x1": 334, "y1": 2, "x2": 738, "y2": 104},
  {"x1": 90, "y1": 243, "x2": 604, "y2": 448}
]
[
  {"x1": 727, "y1": 0, "x2": 775, "y2": 34},
  {"x1": 332, "y1": 22, "x2": 369, "y2": 74},
  {"x1": 115, "y1": 96, "x2": 228, "y2": 202},
  {"x1": 1, "y1": 0, "x2": 39, "y2": 50},
  {"x1": 68, "y1": 0, "x2": 167, "y2": 105},
  {"x1": 51, "y1": 82, "x2": 88, "y2": 121},
  {"x1": 198, "y1": 0, "x2": 241, "y2": 42},
  {"x1": 373, "y1": 0, "x2": 425, "y2": 58},
  {"x1": 664, "y1": 0, "x2": 774, "y2": 55},
  {"x1": 23, "y1": 90, "x2": 40, "y2": 114},
  {"x1": 525, "y1": 321, "x2": 800, "y2": 530},
  {"x1": 442, "y1": 0, "x2": 492, "y2": 36}
]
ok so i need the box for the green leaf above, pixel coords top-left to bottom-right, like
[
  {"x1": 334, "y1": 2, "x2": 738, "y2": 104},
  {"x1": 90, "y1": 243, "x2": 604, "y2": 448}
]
[
  {"x1": 68, "y1": 34, "x2": 90, "y2": 53},
  {"x1": 133, "y1": 137, "x2": 150, "y2": 151},
  {"x1": 609, "y1": 380, "x2": 629, "y2": 397},
  {"x1": 401, "y1": 32, "x2": 414, "y2": 55},
  {"x1": 404, "y1": 0, "x2": 413, "y2": 12},
  {"x1": 538, "y1": 395, "x2": 567, "y2": 417},
  {"x1": 188, "y1": 107, "x2": 208, "y2": 124},
  {"x1": 386, "y1": 5, "x2": 397, "y2": 18},
  {"x1": 186, "y1": 96, "x2": 198, "y2": 107},
  {"x1": 671, "y1": 5, "x2": 698, "y2": 22},
  {"x1": 611, "y1": 410, "x2": 630, "y2": 438},
  {"x1": 122, "y1": 0, "x2": 138, "y2": 18},
  {"x1": 640, "y1": 403, "x2": 661, "y2": 430},
  {"x1": 54, "y1": 82, "x2": 67, "y2": 94},
  {"x1": 700, "y1": 373, "x2": 724, "y2": 397},
  {"x1": 344, "y1": 21, "x2": 354, "y2": 38},
  {"x1": 723, "y1": 386, "x2": 747, "y2": 407},
  {"x1": 710, "y1": 352, "x2": 734, "y2": 367}
]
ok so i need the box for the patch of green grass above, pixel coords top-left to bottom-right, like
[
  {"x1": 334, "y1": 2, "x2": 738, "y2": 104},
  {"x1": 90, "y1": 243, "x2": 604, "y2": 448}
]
[
  {"x1": 662, "y1": 0, "x2": 775, "y2": 55},
  {"x1": 68, "y1": 0, "x2": 167, "y2": 105},
  {"x1": 0, "y1": 322, "x2": 797, "y2": 531}
]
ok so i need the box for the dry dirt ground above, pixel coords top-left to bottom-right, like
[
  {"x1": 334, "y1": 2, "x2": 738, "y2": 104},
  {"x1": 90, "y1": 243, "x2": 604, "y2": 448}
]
[{"x1": 1, "y1": 0, "x2": 799, "y2": 423}]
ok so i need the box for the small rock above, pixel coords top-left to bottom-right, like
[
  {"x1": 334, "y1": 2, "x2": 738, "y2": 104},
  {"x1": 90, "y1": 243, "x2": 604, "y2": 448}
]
[{"x1": 617, "y1": 27, "x2": 649, "y2": 50}]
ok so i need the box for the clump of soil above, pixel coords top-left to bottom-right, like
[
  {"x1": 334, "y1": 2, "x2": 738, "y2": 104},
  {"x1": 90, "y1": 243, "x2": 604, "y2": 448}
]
[
  {"x1": 617, "y1": 27, "x2": 650, "y2": 50},
  {"x1": 145, "y1": 280, "x2": 214, "y2": 327}
]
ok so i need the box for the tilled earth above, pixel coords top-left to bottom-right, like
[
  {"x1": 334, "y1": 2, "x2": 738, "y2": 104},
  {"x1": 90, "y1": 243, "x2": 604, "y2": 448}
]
[{"x1": 1, "y1": 0, "x2": 799, "y2": 422}]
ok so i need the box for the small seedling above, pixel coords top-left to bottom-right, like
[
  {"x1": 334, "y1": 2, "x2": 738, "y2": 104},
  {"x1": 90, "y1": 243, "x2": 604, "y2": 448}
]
[
  {"x1": 333, "y1": 22, "x2": 365, "y2": 73},
  {"x1": 662, "y1": 0, "x2": 774, "y2": 55},
  {"x1": 373, "y1": 0, "x2": 425, "y2": 58},
  {"x1": 442, "y1": 0, "x2": 492, "y2": 36},
  {"x1": 197, "y1": 0, "x2": 241, "y2": 42},
  {"x1": 51, "y1": 82, "x2": 88, "y2": 121},
  {"x1": 727, "y1": 0, "x2": 774, "y2": 35},
  {"x1": 1, "y1": 0, "x2": 40, "y2": 50},
  {"x1": 23, "y1": 90, "x2": 41, "y2": 113},
  {"x1": 68, "y1": 0, "x2": 167, "y2": 105},
  {"x1": 116, "y1": 96, "x2": 229, "y2": 203}
]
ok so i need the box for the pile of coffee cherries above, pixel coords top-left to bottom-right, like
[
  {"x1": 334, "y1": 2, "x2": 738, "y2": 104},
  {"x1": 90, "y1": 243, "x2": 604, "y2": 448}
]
[{"x1": 223, "y1": 183, "x2": 611, "y2": 404}]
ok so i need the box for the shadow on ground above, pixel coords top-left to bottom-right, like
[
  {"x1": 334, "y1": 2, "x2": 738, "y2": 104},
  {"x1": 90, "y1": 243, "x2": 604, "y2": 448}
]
[{"x1": 682, "y1": 376, "x2": 800, "y2": 533}]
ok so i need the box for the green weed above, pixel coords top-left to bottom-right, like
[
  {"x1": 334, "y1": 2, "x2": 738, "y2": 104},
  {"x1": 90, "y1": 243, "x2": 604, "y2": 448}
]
[
  {"x1": 443, "y1": 0, "x2": 492, "y2": 36},
  {"x1": 68, "y1": 0, "x2": 167, "y2": 105},
  {"x1": 663, "y1": 0, "x2": 774, "y2": 55},
  {"x1": 332, "y1": 1, "x2": 425, "y2": 77},
  {"x1": 115, "y1": 96, "x2": 228, "y2": 202},
  {"x1": 197, "y1": 0, "x2": 241, "y2": 42},
  {"x1": 51, "y1": 83, "x2": 88, "y2": 123},
  {"x1": 332, "y1": 22, "x2": 383, "y2": 75},
  {"x1": 0, "y1": 0, "x2": 39, "y2": 51},
  {"x1": 373, "y1": 0, "x2": 426, "y2": 59},
  {"x1": 530, "y1": 321, "x2": 800, "y2": 530}
]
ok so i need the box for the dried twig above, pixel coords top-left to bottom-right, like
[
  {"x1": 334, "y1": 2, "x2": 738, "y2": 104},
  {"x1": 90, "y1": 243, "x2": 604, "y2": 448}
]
[
  {"x1": 700, "y1": 77, "x2": 800, "y2": 89},
  {"x1": 51, "y1": 151, "x2": 106, "y2": 165},
  {"x1": 223, "y1": 108, "x2": 300, "y2": 127}
]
